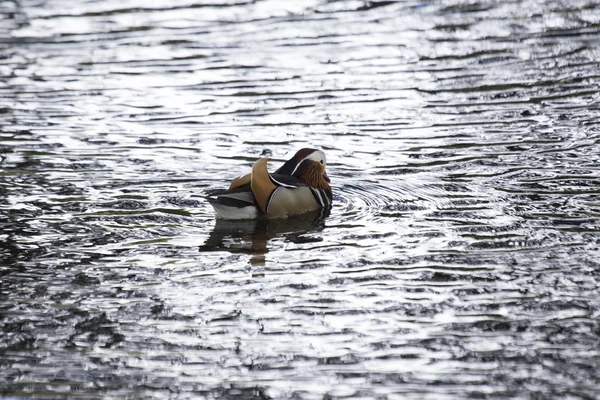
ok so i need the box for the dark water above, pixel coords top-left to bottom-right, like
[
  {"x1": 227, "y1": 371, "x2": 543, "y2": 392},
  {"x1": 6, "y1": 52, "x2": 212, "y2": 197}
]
[{"x1": 1, "y1": 0, "x2": 600, "y2": 398}]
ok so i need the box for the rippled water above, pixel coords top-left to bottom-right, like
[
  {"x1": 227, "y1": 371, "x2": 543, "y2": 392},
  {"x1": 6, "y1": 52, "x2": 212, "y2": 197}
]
[{"x1": 2, "y1": 0, "x2": 600, "y2": 398}]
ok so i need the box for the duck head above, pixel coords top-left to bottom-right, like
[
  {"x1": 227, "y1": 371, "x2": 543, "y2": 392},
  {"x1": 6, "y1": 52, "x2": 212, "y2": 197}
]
[{"x1": 276, "y1": 148, "x2": 331, "y2": 192}]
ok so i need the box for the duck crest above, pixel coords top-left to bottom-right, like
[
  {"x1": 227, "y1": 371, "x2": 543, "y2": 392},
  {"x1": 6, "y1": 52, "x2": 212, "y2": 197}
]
[
  {"x1": 275, "y1": 148, "x2": 317, "y2": 176},
  {"x1": 292, "y1": 148, "x2": 317, "y2": 162}
]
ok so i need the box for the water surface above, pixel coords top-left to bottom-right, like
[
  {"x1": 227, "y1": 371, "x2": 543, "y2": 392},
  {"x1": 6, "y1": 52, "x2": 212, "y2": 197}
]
[{"x1": 1, "y1": 0, "x2": 600, "y2": 398}]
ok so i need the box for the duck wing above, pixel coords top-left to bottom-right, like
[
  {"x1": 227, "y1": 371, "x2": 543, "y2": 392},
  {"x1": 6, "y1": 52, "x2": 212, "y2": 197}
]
[
  {"x1": 206, "y1": 184, "x2": 256, "y2": 208},
  {"x1": 269, "y1": 173, "x2": 306, "y2": 188},
  {"x1": 251, "y1": 158, "x2": 279, "y2": 214},
  {"x1": 206, "y1": 183, "x2": 259, "y2": 220},
  {"x1": 206, "y1": 164, "x2": 306, "y2": 214},
  {"x1": 228, "y1": 173, "x2": 251, "y2": 190}
]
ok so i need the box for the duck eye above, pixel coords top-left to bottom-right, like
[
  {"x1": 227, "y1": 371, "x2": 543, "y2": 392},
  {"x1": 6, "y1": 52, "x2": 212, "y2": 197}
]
[{"x1": 320, "y1": 160, "x2": 324, "y2": 165}]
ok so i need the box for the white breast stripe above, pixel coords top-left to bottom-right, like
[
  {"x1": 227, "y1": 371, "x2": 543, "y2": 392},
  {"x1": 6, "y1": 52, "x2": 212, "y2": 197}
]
[
  {"x1": 266, "y1": 186, "x2": 281, "y2": 214},
  {"x1": 312, "y1": 188, "x2": 324, "y2": 207},
  {"x1": 322, "y1": 190, "x2": 330, "y2": 206}
]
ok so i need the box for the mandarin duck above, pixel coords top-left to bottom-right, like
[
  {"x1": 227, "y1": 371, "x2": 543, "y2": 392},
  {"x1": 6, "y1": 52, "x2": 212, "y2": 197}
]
[{"x1": 207, "y1": 148, "x2": 332, "y2": 220}]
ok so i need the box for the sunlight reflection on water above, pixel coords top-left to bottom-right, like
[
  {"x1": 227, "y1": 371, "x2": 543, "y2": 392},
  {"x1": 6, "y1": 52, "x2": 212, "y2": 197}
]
[{"x1": 1, "y1": 0, "x2": 600, "y2": 398}]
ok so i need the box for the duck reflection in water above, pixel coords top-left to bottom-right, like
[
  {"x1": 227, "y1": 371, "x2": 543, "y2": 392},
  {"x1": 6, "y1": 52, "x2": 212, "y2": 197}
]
[{"x1": 200, "y1": 208, "x2": 330, "y2": 266}]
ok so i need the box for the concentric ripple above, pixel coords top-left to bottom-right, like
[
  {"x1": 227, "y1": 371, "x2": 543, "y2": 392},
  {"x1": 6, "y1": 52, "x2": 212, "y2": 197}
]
[{"x1": 334, "y1": 180, "x2": 432, "y2": 223}]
